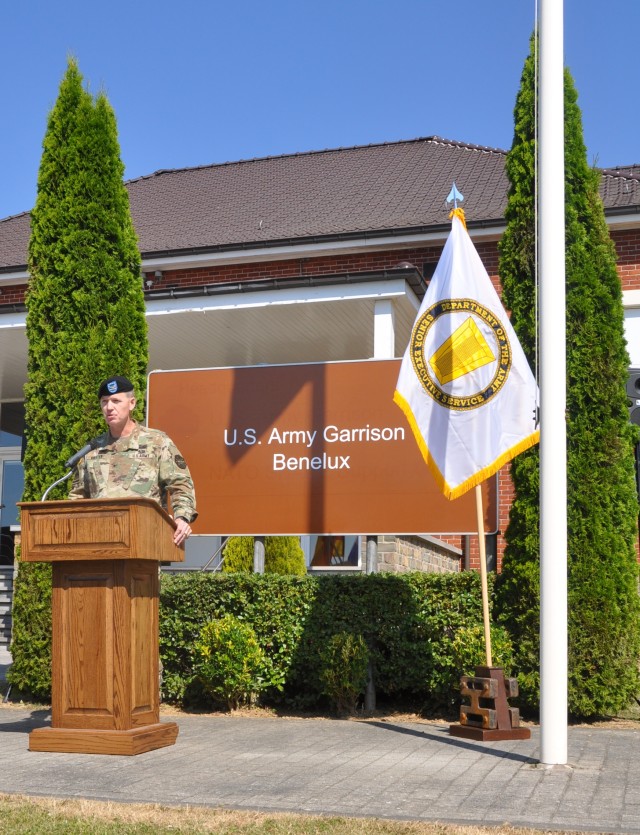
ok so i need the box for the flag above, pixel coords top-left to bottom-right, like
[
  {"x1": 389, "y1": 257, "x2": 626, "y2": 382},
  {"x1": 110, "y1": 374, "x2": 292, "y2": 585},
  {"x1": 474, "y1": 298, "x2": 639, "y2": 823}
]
[{"x1": 394, "y1": 209, "x2": 539, "y2": 500}]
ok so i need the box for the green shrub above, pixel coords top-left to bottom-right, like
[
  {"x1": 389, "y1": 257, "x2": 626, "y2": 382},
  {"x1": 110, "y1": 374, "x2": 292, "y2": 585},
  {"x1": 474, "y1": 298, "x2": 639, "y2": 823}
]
[
  {"x1": 193, "y1": 614, "x2": 264, "y2": 710},
  {"x1": 450, "y1": 624, "x2": 514, "y2": 680},
  {"x1": 222, "y1": 536, "x2": 307, "y2": 575},
  {"x1": 160, "y1": 571, "x2": 491, "y2": 713},
  {"x1": 320, "y1": 632, "x2": 369, "y2": 714},
  {"x1": 265, "y1": 537, "x2": 306, "y2": 575},
  {"x1": 221, "y1": 537, "x2": 253, "y2": 572},
  {"x1": 160, "y1": 573, "x2": 317, "y2": 705},
  {"x1": 7, "y1": 555, "x2": 52, "y2": 700}
]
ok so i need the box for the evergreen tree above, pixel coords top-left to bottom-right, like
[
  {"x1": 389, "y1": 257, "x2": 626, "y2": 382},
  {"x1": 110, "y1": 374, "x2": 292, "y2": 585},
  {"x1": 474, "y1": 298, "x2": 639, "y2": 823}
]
[
  {"x1": 9, "y1": 59, "x2": 148, "y2": 697},
  {"x1": 495, "y1": 38, "x2": 640, "y2": 717}
]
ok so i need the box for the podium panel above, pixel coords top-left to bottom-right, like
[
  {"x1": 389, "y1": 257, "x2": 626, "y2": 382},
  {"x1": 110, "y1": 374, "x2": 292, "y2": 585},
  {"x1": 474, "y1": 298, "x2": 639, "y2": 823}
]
[
  {"x1": 58, "y1": 564, "x2": 115, "y2": 723},
  {"x1": 51, "y1": 559, "x2": 159, "y2": 732},
  {"x1": 130, "y1": 567, "x2": 157, "y2": 720},
  {"x1": 19, "y1": 499, "x2": 182, "y2": 755}
]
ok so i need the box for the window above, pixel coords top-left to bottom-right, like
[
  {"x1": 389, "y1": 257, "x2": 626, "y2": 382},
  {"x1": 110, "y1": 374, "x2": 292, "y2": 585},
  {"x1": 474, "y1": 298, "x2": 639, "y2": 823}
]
[{"x1": 302, "y1": 535, "x2": 361, "y2": 570}]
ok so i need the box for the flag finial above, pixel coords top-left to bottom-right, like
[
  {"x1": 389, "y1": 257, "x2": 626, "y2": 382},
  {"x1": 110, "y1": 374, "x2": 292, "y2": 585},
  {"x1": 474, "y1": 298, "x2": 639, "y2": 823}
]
[{"x1": 446, "y1": 182, "x2": 464, "y2": 209}]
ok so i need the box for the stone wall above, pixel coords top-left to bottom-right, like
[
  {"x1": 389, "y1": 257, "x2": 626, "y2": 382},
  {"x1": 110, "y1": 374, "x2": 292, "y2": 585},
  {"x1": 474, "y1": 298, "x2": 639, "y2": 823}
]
[{"x1": 373, "y1": 534, "x2": 462, "y2": 574}]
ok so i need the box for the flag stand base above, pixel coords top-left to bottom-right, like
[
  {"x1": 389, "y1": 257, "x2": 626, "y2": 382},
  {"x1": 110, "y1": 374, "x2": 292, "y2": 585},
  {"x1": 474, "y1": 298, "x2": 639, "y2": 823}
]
[{"x1": 449, "y1": 666, "x2": 531, "y2": 741}]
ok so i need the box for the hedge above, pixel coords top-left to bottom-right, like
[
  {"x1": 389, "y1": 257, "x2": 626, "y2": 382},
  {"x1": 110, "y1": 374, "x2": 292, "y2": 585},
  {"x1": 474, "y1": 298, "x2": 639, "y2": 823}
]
[{"x1": 159, "y1": 571, "x2": 493, "y2": 712}]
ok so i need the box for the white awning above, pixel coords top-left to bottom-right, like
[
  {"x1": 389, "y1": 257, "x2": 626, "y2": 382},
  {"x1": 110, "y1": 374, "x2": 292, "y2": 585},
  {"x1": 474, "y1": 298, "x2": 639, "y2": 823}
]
[{"x1": 0, "y1": 279, "x2": 419, "y2": 402}]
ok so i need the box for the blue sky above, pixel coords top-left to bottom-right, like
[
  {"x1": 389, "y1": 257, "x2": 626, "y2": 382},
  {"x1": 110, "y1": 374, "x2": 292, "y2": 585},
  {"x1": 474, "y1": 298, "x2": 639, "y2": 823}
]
[{"x1": 1, "y1": 0, "x2": 637, "y2": 220}]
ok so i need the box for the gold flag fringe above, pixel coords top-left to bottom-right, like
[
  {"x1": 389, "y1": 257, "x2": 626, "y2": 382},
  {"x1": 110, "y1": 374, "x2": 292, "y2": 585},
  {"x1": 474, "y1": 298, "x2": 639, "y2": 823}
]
[
  {"x1": 449, "y1": 207, "x2": 467, "y2": 229},
  {"x1": 393, "y1": 389, "x2": 540, "y2": 501}
]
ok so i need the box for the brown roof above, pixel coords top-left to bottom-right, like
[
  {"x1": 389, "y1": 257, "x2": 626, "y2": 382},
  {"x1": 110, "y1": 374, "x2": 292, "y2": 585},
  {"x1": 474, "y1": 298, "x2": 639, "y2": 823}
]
[
  {"x1": 600, "y1": 167, "x2": 640, "y2": 210},
  {"x1": 0, "y1": 211, "x2": 31, "y2": 271},
  {"x1": 1, "y1": 136, "x2": 639, "y2": 271},
  {"x1": 603, "y1": 164, "x2": 640, "y2": 178},
  {"x1": 126, "y1": 137, "x2": 509, "y2": 257}
]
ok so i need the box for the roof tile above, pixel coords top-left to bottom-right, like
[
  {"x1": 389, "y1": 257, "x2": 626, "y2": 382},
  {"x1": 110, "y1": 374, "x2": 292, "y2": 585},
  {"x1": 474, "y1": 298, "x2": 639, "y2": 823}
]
[{"x1": 1, "y1": 137, "x2": 638, "y2": 270}]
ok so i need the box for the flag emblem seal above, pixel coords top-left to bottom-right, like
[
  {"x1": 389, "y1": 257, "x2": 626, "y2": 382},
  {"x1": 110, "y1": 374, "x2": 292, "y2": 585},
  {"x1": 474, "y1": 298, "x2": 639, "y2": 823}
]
[{"x1": 409, "y1": 298, "x2": 512, "y2": 412}]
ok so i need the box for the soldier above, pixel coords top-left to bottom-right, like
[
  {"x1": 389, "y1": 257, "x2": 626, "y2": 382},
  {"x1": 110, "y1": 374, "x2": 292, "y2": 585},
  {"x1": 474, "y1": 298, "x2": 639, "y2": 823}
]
[{"x1": 69, "y1": 376, "x2": 197, "y2": 545}]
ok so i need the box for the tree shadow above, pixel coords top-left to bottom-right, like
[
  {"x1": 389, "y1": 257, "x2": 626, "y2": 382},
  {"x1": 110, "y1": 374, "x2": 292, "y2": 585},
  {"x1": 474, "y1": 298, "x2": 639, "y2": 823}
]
[
  {"x1": 0, "y1": 708, "x2": 51, "y2": 734},
  {"x1": 281, "y1": 572, "x2": 471, "y2": 715}
]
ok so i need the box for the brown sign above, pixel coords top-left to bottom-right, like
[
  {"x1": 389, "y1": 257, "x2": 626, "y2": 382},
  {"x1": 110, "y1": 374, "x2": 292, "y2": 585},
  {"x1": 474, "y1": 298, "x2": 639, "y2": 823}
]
[{"x1": 147, "y1": 360, "x2": 497, "y2": 535}]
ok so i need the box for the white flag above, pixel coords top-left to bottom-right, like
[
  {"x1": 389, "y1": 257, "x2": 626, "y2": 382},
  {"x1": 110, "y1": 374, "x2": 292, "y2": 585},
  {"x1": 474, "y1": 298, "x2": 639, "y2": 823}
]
[{"x1": 394, "y1": 210, "x2": 539, "y2": 500}]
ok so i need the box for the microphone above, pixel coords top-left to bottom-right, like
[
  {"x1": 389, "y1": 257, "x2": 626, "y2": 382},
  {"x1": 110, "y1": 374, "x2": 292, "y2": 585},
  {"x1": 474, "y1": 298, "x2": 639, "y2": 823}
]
[
  {"x1": 42, "y1": 438, "x2": 101, "y2": 501},
  {"x1": 64, "y1": 438, "x2": 100, "y2": 470}
]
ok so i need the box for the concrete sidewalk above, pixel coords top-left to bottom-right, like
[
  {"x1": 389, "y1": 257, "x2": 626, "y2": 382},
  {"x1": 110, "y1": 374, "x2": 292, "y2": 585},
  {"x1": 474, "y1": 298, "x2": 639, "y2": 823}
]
[{"x1": 0, "y1": 706, "x2": 638, "y2": 833}]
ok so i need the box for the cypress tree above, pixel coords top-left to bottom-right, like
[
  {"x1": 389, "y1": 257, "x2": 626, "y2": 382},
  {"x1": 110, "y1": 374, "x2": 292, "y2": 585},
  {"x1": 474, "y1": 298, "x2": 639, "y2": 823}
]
[
  {"x1": 495, "y1": 38, "x2": 640, "y2": 717},
  {"x1": 9, "y1": 59, "x2": 148, "y2": 697}
]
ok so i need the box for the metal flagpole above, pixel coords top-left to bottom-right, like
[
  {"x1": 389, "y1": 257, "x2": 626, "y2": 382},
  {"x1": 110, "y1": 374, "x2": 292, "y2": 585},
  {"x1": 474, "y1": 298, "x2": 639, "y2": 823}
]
[{"x1": 539, "y1": 0, "x2": 568, "y2": 765}]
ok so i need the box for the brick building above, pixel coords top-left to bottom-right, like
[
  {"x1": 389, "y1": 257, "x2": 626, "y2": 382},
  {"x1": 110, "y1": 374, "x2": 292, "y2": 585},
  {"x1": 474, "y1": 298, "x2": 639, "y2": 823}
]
[{"x1": 0, "y1": 136, "x2": 639, "y2": 592}]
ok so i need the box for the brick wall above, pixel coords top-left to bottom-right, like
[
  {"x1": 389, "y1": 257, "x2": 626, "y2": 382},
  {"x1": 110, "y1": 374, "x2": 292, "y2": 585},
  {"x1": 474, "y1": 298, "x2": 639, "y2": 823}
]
[
  {"x1": 5, "y1": 226, "x2": 634, "y2": 304},
  {"x1": 436, "y1": 467, "x2": 515, "y2": 571},
  {"x1": 614, "y1": 229, "x2": 640, "y2": 289},
  {"x1": 0, "y1": 284, "x2": 26, "y2": 305},
  {"x1": 142, "y1": 242, "x2": 507, "y2": 296}
]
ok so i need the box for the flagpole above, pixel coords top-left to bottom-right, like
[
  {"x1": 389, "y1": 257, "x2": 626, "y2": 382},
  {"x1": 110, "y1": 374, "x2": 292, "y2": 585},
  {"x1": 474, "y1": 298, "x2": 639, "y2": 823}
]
[
  {"x1": 539, "y1": 0, "x2": 568, "y2": 765},
  {"x1": 475, "y1": 485, "x2": 492, "y2": 667}
]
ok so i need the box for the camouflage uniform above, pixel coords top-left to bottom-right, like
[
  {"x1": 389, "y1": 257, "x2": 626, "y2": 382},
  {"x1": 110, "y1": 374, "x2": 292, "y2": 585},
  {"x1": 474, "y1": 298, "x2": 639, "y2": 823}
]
[{"x1": 69, "y1": 422, "x2": 197, "y2": 522}]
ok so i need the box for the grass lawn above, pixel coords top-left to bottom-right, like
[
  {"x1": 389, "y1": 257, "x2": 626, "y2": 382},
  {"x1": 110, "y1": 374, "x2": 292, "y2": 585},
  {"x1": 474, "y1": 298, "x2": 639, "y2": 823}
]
[{"x1": 0, "y1": 794, "x2": 588, "y2": 835}]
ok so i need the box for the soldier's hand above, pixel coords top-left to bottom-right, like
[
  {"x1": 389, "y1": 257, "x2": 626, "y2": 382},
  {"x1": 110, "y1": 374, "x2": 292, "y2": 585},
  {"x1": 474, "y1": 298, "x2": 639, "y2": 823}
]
[{"x1": 173, "y1": 517, "x2": 192, "y2": 545}]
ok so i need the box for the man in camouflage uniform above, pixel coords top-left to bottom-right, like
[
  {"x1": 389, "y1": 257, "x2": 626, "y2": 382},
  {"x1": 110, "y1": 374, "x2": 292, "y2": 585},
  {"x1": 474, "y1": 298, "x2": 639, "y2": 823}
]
[{"x1": 69, "y1": 376, "x2": 196, "y2": 545}]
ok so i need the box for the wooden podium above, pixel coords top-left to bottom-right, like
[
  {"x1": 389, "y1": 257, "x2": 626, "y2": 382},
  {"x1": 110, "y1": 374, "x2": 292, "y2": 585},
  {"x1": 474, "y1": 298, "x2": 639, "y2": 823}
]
[{"x1": 19, "y1": 498, "x2": 184, "y2": 755}]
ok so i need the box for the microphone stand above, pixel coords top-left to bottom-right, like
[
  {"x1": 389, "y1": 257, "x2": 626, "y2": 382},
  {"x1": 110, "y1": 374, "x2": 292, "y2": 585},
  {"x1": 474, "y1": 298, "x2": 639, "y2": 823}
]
[
  {"x1": 42, "y1": 471, "x2": 74, "y2": 502},
  {"x1": 41, "y1": 439, "x2": 100, "y2": 501}
]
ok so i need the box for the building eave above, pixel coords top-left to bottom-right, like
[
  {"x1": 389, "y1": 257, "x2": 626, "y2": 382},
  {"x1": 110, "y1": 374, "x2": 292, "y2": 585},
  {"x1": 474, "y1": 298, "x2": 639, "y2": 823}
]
[
  {"x1": 2, "y1": 208, "x2": 639, "y2": 285},
  {"x1": 604, "y1": 207, "x2": 640, "y2": 230},
  {"x1": 138, "y1": 220, "x2": 506, "y2": 273},
  {"x1": 0, "y1": 224, "x2": 504, "y2": 284}
]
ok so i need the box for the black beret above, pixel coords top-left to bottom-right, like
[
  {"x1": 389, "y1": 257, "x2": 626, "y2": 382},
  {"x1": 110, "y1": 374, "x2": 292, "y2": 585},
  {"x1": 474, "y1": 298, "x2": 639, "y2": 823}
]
[{"x1": 98, "y1": 376, "x2": 134, "y2": 399}]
